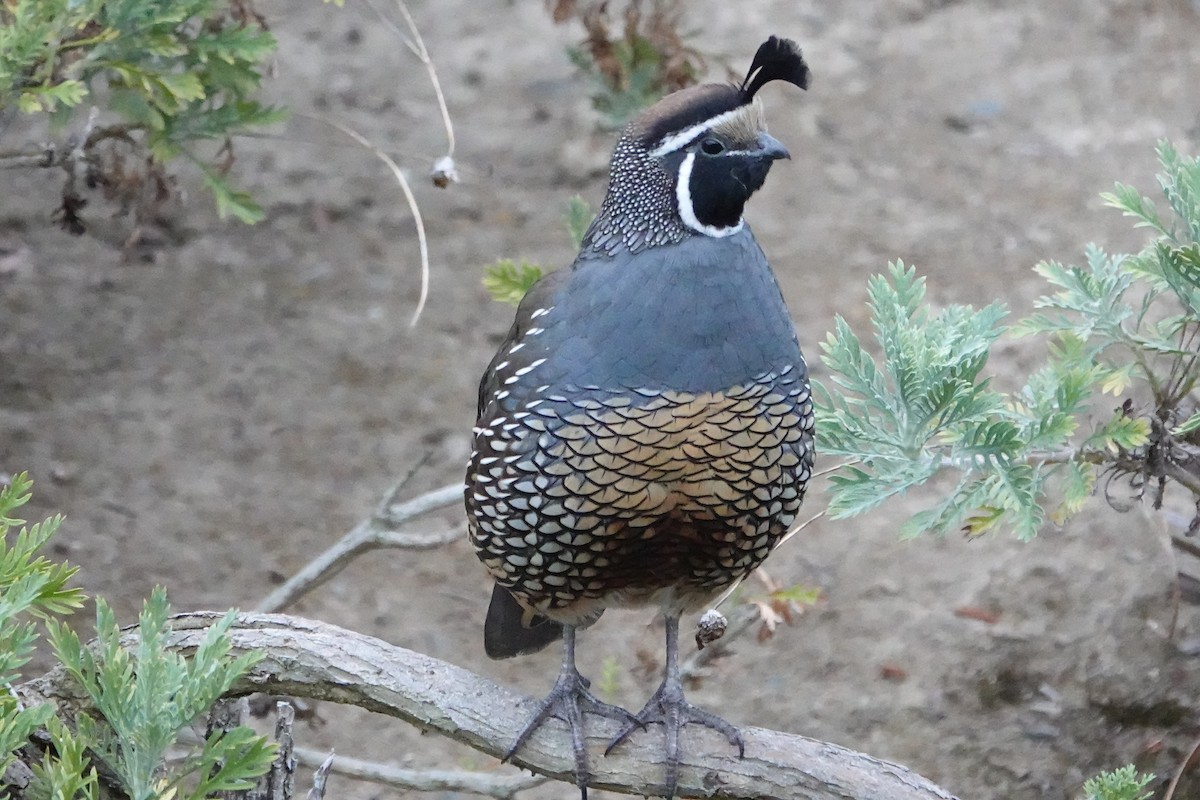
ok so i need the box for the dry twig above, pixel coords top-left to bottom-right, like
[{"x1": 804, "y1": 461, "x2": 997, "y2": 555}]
[
  {"x1": 1162, "y1": 732, "x2": 1200, "y2": 800},
  {"x1": 291, "y1": 747, "x2": 549, "y2": 800},
  {"x1": 306, "y1": 752, "x2": 335, "y2": 800},
  {"x1": 364, "y1": 0, "x2": 455, "y2": 163},
  {"x1": 263, "y1": 702, "x2": 298, "y2": 800},
  {"x1": 256, "y1": 481, "x2": 462, "y2": 613},
  {"x1": 311, "y1": 116, "x2": 432, "y2": 327}
]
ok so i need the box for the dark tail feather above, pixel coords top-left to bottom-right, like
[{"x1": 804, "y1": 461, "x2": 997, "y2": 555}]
[{"x1": 484, "y1": 584, "x2": 564, "y2": 659}]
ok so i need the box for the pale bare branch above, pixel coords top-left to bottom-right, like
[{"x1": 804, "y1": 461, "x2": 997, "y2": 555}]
[
  {"x1": 392, "y1": 0, "x2": 455, "y2": 158},
  {"x1": 256, "y1": 482, "x2": 462, "y2": 613},
  {"x1": 291, "y1": 747, "x2": 549, "y2": 800},
  {"x1": 776, "y1": 508, "x2": 827, "y2": 550},
  {"x1": 306, "y1": 752, "x2": 335, "y2": 800},
  {"x1": 1163, "y1": 732, "x2": 1200, "y2": 800},
  {"x1": 20, "y1": 613, "x2": 958, "y2": 800},
  {"x1": 361, "y1": 0, "x2": 458, "y2": 187}
]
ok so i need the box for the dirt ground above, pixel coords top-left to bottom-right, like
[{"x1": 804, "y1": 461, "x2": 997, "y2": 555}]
[{"x1": 3, "y1": 1, "x2": 1200, "y2": 798}]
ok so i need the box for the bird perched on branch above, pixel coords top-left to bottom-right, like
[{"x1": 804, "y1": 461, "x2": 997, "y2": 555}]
[{"x1": 466, "y1": 35, "x2": 814, "y2": 799}]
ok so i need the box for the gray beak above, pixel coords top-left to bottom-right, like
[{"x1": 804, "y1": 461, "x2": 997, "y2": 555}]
[{"x1": 756, "y1": 132, "x2": 791, "y2": 161}]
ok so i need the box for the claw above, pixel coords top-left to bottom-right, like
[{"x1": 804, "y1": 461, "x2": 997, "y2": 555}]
[
  {"x1": 504, "y1": 626, "x2": 636, "y2": 796},
  {"x1": 604, "y1": 614, "x2": 745, "y2": 798},
  {"x1": 605, "y1": 678, "x2": 744, "y2": 797}
]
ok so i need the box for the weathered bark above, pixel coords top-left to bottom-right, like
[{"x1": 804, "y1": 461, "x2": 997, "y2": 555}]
[{"x1": 18, "y1": 612, "x2": 959, "y2": 800}]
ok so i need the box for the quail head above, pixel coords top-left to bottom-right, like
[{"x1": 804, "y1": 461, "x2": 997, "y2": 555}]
[{"x1": 466, "y1": 35, "x2": 814, "y2": 800}]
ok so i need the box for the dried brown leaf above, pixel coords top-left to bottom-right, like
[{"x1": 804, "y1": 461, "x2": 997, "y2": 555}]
[{"x1": 953, "y1": 605, "x2": 1001, "y2": 624}]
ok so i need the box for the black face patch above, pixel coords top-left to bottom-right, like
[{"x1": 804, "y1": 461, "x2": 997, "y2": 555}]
[{"x1": 687, "y1": 150, "x2": 775, "y2": 229}]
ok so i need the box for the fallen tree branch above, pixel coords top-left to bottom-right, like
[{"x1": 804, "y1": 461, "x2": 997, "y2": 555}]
[{"x1": 21, "y1": 613, "x2": 958, "y2": 800}]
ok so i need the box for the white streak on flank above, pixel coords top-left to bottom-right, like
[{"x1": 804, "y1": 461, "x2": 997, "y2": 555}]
[
  {"x1": 649, "y1": 107, "x2": 745, "y2": 158},
  {"x1": 508, "y1": 342, "x2": 525, "y2": 354},
  {"x1": 527, "y1": 327, "x2": 545, "y2": 336},
  {"x1": 676, "y1": 151, "x2": 744, "y2": 238},
  {"x1": 513, "y1": 358, "x2": 547, "y2": 377},
  {"x1": 530, "y1": 307, "x2": 553, "y2": 319}
]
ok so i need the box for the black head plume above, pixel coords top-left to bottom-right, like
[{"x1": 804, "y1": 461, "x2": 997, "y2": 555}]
[{"x1": 740, "y1": 36, "x2": 810, "y2": 101}]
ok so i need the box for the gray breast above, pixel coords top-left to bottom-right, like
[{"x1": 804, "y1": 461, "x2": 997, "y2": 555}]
[{"x1": 537, "y1": 227, "x2": 802, "y2": 394}]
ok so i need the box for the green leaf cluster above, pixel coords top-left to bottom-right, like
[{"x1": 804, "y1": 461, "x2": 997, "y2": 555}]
[
  {"x1": 1027, "y1": 143, "x2": 1200, "y2": 391},
  {"x1": 48, "y1": 589, "x2": 274, "y2": 800},
  {"x1": 1016, "y1": 142, "x2": 1199, "y2": 450},
  {"x1": 484, "y1": 259, "x2": 545, "y2": 306},
  {"x1": 817, "y1": 262, "x2": 1046, "y2": 537},
  {"x1": 0, "y1": 0, "x2": 284, "y2": 223},
  {"x1": 0, "y1": 475, "x2": 273, "y2": 799},
  {"x1": 1080, "y1": 765, "x2": 1153, "y2": 800},
  {"x1": 0, "y1": 474, "x2": 85, "y2": 779},
  {"x1": 27, "y1": 717, "x2": 99, "y2": 800},
  {"x1": 818, "y1": 141, "x2": 1200, "y2": 538},
  {"x1": 770, "y1": 583, "x2": 823, "y2": 605}
]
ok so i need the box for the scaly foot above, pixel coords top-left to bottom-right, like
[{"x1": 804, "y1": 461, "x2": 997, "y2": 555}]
[
  {"x1": 606, "y1": 677, "x2": 744, "y2": 798},
  {"x1": 606, "y1": 613, "x2": 745, "y2": 799},
  {"x1": 507, "y1": 667, "x2": 639, "y2": 799}
]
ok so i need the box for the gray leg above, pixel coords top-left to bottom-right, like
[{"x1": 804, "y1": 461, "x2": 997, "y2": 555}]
[
  {"x1": 505, "y1": 625, "x2": 638, "y2": 800},
  {"x1": 606, "y1": 613, "x2": 745, "y2": 799}
]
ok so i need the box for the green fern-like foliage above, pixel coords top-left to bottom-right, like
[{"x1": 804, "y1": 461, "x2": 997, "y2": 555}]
[
  {"x1": 819, "y1": 141, "x2": 1200, "y2": 538},
  {"x1": 483, "y1": 259, "x2": 545, "y2": 306},
  {"x1": 0, "y1": 474, "x2": 86, "y2": 779},
  {"x1": 817, "y1": 263, "x2": 1035, "y2": 537},
  {"x1": 1081, "y1": 765, "x2": 1154, "y2": 800},
  {"x1": 568, "y1": 37, "x2": 679, "y2": 127},
  {"x1": 48, "y1": 588, "x2": 274, "y2": 800},
  {"x1": 0, "y1": 474, "x2": 273, "y2": 799},
  {"x1": 0, "y1": 0, "x2": 283, "y2": 223}
]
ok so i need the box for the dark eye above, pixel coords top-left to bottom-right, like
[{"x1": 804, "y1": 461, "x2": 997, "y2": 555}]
[{"x1": 700, "y1": 138, "x2": 725, "y2": 155}]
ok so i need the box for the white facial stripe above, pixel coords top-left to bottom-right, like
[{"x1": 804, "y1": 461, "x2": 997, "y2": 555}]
[
  {"x1": 648, "y1": 107, "x2": 747, "y2": 158},
  {"x1": 675, "y1": 151, "x2": 744, "y2": 238}
]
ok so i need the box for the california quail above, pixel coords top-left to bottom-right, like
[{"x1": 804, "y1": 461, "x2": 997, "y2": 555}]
[{"x1": 466, "y1": 36, "x2": 813, "y2": 799}]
